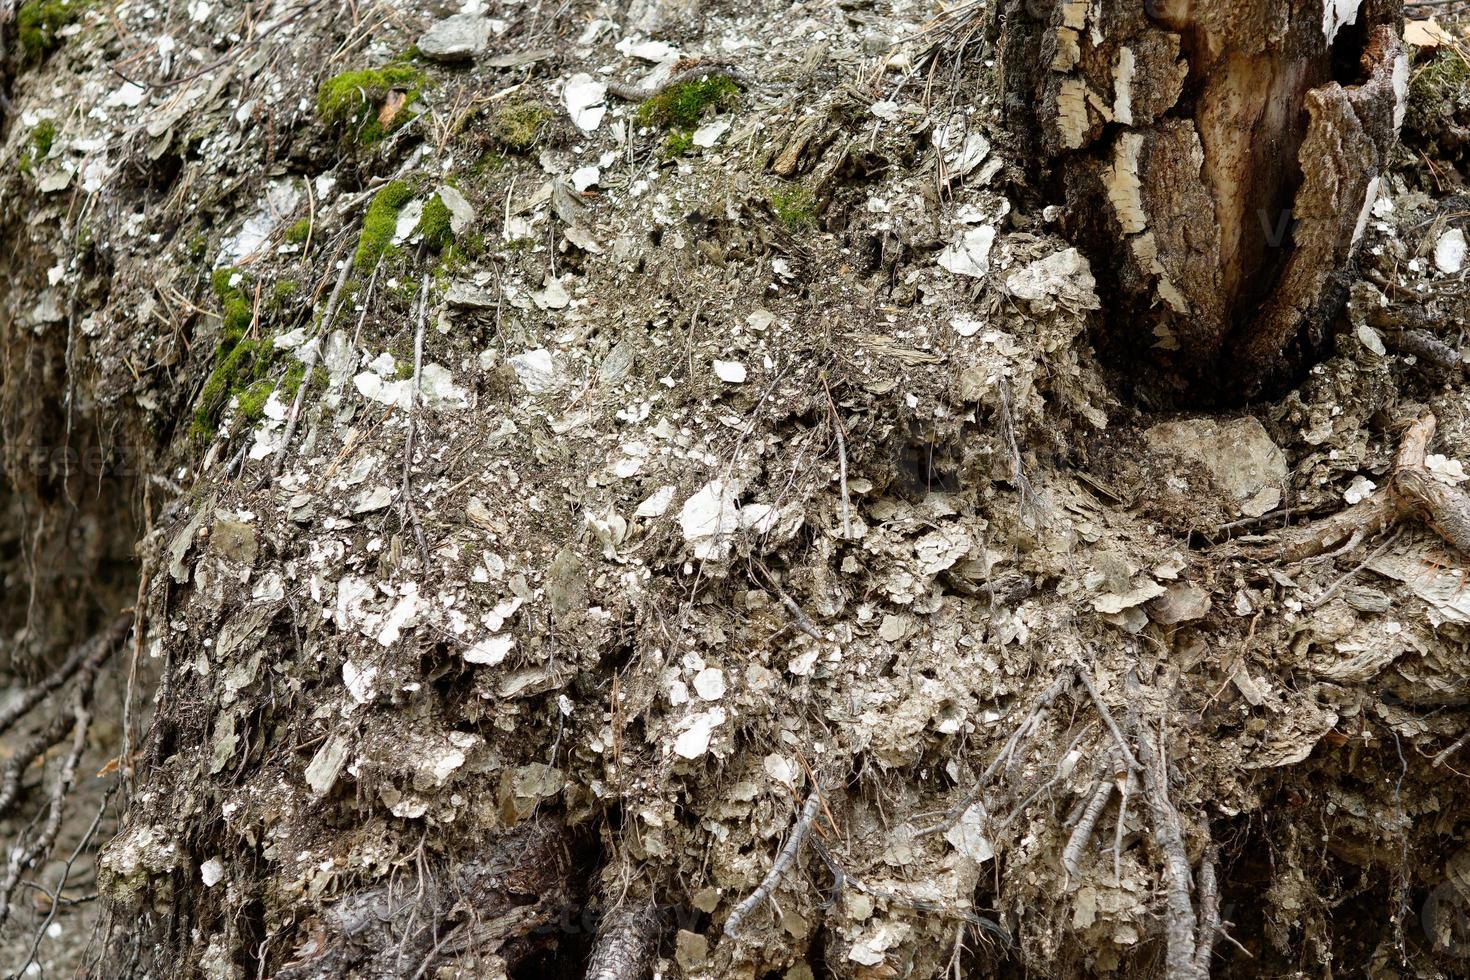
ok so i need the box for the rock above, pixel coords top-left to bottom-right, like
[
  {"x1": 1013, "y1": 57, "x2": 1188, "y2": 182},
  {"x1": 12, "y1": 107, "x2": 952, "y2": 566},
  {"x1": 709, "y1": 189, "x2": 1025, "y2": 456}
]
[
  {"x1": 1145, "y1": 416, "x2": 1287, "y2": 516},
  {"x1": 498, "y1": 764, "x2": 564, "y2": 824},
  {"x1": 1435, "y1": 228, "x2": 1466, "y2": 275},
  {"x1": 445, "y1": 280, "x2": 497, "y2": 309},
  {"x1": 209, "y1": 517, "x2": 257, "y2": 565},
  {"x1": 676, "y1": 930, "x2": 708, "y2": 970},
  {"x1": 545, "y1": 547, "x2": 587, "y2": 624},
  {"x1": 417, "y1": 14, "x2": 490, "y2": 63},
  {"x1": 1148, "y1": 582, "x2": 1212, "y2": 625}
]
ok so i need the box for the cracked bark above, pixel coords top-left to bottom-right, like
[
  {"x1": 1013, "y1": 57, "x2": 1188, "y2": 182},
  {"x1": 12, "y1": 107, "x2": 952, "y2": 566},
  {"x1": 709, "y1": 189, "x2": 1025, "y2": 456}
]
[{"x1": 1002, "y1": 0, "x2": 1407, "y2": 397}]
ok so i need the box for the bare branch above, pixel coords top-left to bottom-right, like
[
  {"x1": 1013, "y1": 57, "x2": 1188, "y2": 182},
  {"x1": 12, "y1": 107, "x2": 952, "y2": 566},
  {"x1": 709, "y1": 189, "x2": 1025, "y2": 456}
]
[{"x1": 725, "y1": 790, "x2": 824, "y2": 938}]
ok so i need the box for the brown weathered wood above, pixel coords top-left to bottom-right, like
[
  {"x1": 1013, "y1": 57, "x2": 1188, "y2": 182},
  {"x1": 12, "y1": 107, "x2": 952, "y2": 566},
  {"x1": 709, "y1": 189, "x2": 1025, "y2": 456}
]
[{"x1": 1002, "y1": 0, "x2": 1407, "y2": 395}]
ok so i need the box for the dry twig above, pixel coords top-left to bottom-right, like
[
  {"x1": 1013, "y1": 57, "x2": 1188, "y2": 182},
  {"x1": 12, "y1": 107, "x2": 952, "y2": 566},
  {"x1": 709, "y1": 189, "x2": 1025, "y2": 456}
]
[
  {"x1": 725, "y1": 790, "x2": 824, "y2": 937},
  {"x1": 918, "y1": 671, "x2": 1075, "y2": 836}
]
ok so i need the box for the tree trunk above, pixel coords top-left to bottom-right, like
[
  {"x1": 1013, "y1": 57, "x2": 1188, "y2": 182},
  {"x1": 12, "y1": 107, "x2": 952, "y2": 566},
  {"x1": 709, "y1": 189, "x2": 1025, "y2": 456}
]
[{"x1": 1002, "y1": 0, "x2": 1408, "y2": 397}]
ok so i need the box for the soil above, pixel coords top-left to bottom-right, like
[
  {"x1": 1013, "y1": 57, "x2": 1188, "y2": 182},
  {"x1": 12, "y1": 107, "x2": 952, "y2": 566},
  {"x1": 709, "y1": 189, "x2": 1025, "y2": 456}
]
[{"x1": 1, "y1": 1, "x2": 1470, "y2": 978}]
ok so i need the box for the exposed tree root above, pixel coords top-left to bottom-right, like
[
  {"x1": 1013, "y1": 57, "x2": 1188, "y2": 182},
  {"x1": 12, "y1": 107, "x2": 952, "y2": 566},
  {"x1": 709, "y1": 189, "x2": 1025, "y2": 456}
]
[
  {"x1": 277, "y1": 818, "x2": 580, "y2": 979},
  {"x1": 0, "y1": 612, "x2": 129, "y2": 933},
  {"x1": 918, "y1": 671, "x2": 1075, "y2": 838},
  {"x1": 586, "y1": 898, "x2": 663, "y2": 980},
  {"x1": 724, "y1": 789, "x2": 824, "y2": 938},
  {"x1": 1132, "y1": 712, "x2": 1204, "y2": 980},
  {"x1": 1272, "y1": 414, "x2": 1470, "y2": 561}
]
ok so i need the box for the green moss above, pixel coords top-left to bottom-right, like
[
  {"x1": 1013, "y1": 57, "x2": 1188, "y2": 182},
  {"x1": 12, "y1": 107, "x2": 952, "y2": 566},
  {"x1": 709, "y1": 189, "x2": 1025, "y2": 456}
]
[
  {"x1": 270, "y1": 279, "x2": 301, "y2": 312},
  {"x1": 31, "y1": 118, "x2": 57, "y2": 157},
  {"x1": 420, "y1": 193, "x2": 455, "y2": 251},
  {"x1": 188, "y1": 233, "x2": 208, "y2": 262},
  {"x1": 212, "y1": 269, "x2": 254, "y2": 342},
  {"x1": 234, "y1": 378, "x2": 274, "y2": 422},
  {"x1": 663, "y1": 129, "x2": 695, "y2": 157},
  {"x1": 18, "y1": 0, "x2": 87, "y2": 63},
  {"x1": 236, "y1": 360, "x2": 305, "y2": 424},
  {"x1": 494, "y1": 101, "x2": 551, "y2": 151},
  {"x1": 472, "y1": 149, "x2": 508, "y2": 174},
  {"x1": 192, "y1": 338, "x2": 265, "y2": 443},
  {"x1": 636, "y1": 76, "x2": 740, "y2": 130},
  {"x1": 18, "y1": 118, "x2": 56, "y2": 173},
  {"x1": 316, "y1": 65, "x2": 426, "y2": 145},
  {"x1": 354, "y1": 180, "x2": 414, "y2": 272},
  {"x1": 1407, "y1": 48, "x2": 1470, "y2": 137},
  {"x1": 770, "y1": 184, "x2": 817, "y2": 231},
  {"x1": 285, "y1": 218, "x2": 312, "y2": 245},
  {"x1": 190, "y1": 336, "x2": 307, "y2": 445}
]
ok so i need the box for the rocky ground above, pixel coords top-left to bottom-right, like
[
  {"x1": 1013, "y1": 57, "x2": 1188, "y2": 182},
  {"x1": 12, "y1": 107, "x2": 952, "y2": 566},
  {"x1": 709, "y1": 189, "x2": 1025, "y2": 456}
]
[{"x1": 3, "y1": 0, "x2": 1470, "y2": 977}]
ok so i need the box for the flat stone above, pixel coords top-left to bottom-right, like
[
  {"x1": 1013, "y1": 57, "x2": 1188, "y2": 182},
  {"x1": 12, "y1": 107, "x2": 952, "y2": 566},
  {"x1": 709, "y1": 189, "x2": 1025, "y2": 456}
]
[
  {"x1": 444, "y1": 281, "x2": 497, "y2": 309},
  {"x1": 1145, "y1": 416, "x2": 1287, "y2": 514},
  {"x1": 1148, "y1": 582, "x2": 1212, "y2": 625},
  {"x1": 417, "y1": 14, "x2": 490, "y2": 63},
  {"x1": 675, "y1": 930, "x2": 708, "y2": 970},
  {"x1": 209, "y1": 517, "x2": 257, "y2": 565}
]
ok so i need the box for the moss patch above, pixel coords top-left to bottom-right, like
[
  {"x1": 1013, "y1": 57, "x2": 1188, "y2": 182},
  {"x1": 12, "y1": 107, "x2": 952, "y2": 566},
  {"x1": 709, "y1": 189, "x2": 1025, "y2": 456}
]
[
  {"x1": 270, "y1": 279, "x2": 301, "y2": 312},
  {"x1": 18, "y1": 0, "x2": 87, "y2": 63},
  {"x1": 317, "y1": 65, "x2": 426, "y2": 145},
  {"x1": 770, "y1": 184, "x2": 817, "y2": 231},
  {"x1": 494, "y1": 101, "x2": 551, "y2": 151},
  {"x1": 663, "y1": 129, "x2": 696, "y2": 157},
  {"x1": 211, "y1": 268, "x2": 255, "y2": 342},
  {"x1": 637, "y1": 75, "x2": 740, "y2": 130},
  {"x1": 1407, "y1": 48, "x2": 1470, "y2": 138},
  {"x1": 354, "y1": 180, "x2": 414, "y2": 272},
  {"x1": 419, "y1": 193, "x2": 455, "y2": 252},
  {"x1": 285, "y1": 218, "x2": 312, "y2": 245},
  {"x1": 18, "y1": 118, "x2": 57, "y2": 174}
]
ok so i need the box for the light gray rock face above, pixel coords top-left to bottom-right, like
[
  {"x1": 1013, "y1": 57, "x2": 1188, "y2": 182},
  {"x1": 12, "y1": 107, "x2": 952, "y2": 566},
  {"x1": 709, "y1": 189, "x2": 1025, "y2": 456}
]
[
  {"x1": 1145, "y1": 416, "x2": 1288, "y2": 517},
  {"x1": 417, "y1": 14, "x2": 490, "y2": 62}
]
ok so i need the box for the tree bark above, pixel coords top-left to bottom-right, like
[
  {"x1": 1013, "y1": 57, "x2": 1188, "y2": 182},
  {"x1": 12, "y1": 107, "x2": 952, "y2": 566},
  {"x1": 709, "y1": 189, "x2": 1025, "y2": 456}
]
[{"x1": 1002, "y1": 0, "x2": 1407, "y2": 395}]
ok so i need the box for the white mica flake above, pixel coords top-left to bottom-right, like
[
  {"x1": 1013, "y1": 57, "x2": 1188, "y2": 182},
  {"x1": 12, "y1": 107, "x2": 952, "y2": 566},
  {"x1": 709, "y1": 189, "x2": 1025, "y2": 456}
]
[
  {"x1": 673, "y1": 708, "x2": 726, "y2": 759},
  {"x1": 692, "y1": 118, "x2": 730, "y2": 148},
  {"x1": 563, "y1": 73, "x2": 607, "y2": 131},
  {"x1": 764, "y1": 753, "x2": 797, "y2": 788},
  {"x1": 679, "y1": 481, "x2": 741, "y2": 559},
  {"x1": 377, "y1": 587, "x2": 421, "y2": 646},
  {"x1": 508, "y1": 348, "x2": 562, "y2": 393},
  {"x1": 1344, "y1": 475, "x2": 1376, "y2": 504},
  {"x1": 713, "y1": 359, "x2": 747, "y2": 383},
  {"x1": 692, "y1": 667, "x2": 726, "y2": 701},
  {"x1": 343, "y1": 660, "x2": 378, "y2": 704},
  {"x1": 571, "y1": 165, "x2": 601, "y2": 191},
  {"x1": 105, "y1": 82, "x2": 147, "y2": 109},
  {"x1": 1435, "y1": 228, "x2": 1466, "y2": 274},
  {"x1": 635, "y1": 485, "x2": 676, "y2": 518},
  {"x1": 937, "y1": 226, "x2": 995, "y2": 278}
]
